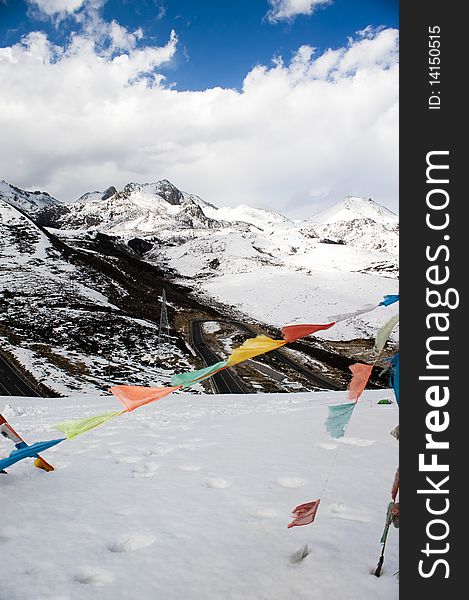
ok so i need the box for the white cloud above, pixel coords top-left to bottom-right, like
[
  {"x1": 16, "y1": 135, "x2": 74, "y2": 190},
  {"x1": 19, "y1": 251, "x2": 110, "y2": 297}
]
[
  {"x1": 27, "y1": 0, "x2": 87, "y2": 17},
  {"x1": 0, "y1": 23, "x2": 398, "y2": 217},
  {"x1": 266, "y1": 0, "x2": 332, "y2": 23}
]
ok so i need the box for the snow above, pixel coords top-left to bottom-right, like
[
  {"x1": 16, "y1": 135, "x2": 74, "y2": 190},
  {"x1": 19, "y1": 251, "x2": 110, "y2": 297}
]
[
  {"x1": 3, "y1": 178, "x2": 398, "y2": 344},
  {"x1": 310, "y1": 196, "x2": 399, "y2": 226},
  {"x1": 200, "y1": 268, "x2": 398, "y2": 341},
  {"x1": 1, "y1": 390, "x2": 398, "y2": 600},
  {"x1": 0, "y1": 199, "x2": 197, "y2": 395},
  {"x1": 202, "y1": 203, "x2": 293, "y2": 230},
  {"x1": 202, "y1": 322, "x2": 221, "y2": 334},
  {"x1": 0, "y1": 180, "x2": 60, "y2": 213}
]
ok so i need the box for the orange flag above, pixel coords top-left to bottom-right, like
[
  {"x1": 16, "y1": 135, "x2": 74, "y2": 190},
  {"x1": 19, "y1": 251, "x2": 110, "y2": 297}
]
[
  {"x1": 287, "y1": 499, "x2": 321, "y2": 528},
  {"x1": 110, "y1": 385, "x2": 181, "y2": 412},
  {"x1": 282, "y1": 322, "x2": 336, "y2": 343},
  {"x1": 348, "y1": 363, "x2": 373, "y2": 402}
]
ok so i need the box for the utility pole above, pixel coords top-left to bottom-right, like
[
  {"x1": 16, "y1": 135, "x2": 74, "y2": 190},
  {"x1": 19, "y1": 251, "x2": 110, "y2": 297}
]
[{"x1": 157, "y1": 288, "x2": 170, "y2": 349}]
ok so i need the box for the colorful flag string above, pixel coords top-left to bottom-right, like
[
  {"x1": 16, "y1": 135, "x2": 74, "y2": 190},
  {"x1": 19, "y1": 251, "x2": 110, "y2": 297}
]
[{"x1": 2, "y1": 292, "x2": 398, "y2": 472}]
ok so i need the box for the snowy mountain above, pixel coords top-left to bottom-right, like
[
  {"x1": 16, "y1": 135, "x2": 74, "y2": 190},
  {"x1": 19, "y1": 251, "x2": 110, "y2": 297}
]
[
  {"x1": 0, "y1": 179, "x2": 60, "y2": 214},
  {"x1": 37, "y1": 179, "x2": 252, "y2": 235},
  {"x1": 304, "y1": 196, "x2": 399, "y2": 254},
  {"x1": 4, "y1": 196, "x2": 384, "y2": 396},
  {"x1": 0, "y1": 197, "x2": 219, "y2": 395},
  {"x1": 2, "y1": 178, "x2": 398, "y2": 352},
  {"x1": 32, "y1": 181, "x2": 397, "y2": 258},
  {"x1": 311, "y1": 196, "x2": 398, "y2": 225}
]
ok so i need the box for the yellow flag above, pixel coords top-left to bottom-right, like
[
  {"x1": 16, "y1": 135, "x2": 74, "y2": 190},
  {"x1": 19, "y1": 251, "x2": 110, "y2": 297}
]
[{"x1": 227, "y1": 335, "x2": 287, "y2": 367}]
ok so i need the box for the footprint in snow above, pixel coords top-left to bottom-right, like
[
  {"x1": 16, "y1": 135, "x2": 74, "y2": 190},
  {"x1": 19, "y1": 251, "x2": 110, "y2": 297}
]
[
  {"x1": 277, "y1": 477, "x2": 306, "y2": 489},
  {"x1": 316, "y1": 442, "x2": 338, "y2": 450},
  {"x1": 74, "y1": 568, "x2": 114, "y2": 586},
  {"x1": 108, "y1": 447, "x2": 125, "y2": 455},
  {"x1": 339, "y1": 437, "x2": 375, "y2": 447},
  {"x1": 329, "y1": 502, "x2": 371, "y2": 523},
  {"x1": 132, "y1": 462, "x2": 159, "y2": 477},
  {"x1": 108, "y1": 534, "x2": 156, "y2": 553},
  {"x1": 115, "y1": 456, "x2": 141, "y2": 464},
  {"x1": 206, "y1": 478, "x2": 230, "y2": 489},
  {"x1": 178, "y1": 464, "x2": 202, "y2": 472}
]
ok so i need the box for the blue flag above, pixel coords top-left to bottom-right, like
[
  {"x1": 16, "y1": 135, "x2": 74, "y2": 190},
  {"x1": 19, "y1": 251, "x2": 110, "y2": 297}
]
[
  {"x1": 390, "y1": 352, "x2": 400, "y2": 405},
  {"x1": 0, "y1": 438, "x2": 65, "y2": 471},
  {"x1": 379, "y1": 294, "x2": 399, "y2": 307}
]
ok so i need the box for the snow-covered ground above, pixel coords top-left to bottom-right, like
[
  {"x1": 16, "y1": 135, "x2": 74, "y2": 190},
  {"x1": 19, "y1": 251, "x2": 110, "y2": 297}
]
[
  {"x1": 199, "y1": 265, "x2": 399, "y2": 341},
  {"x1": 1, "y1": 390, "x2": 398, "y2": 600}
]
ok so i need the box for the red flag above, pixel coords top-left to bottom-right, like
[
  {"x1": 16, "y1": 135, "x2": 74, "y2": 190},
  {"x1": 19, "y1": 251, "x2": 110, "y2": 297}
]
[
  {"x1": 348, "y1": 363, "x2": 373, "y2": 402},
  {"x1": 391, "y1": 468, "x2": 399, "y2": 501},
  {"x1": 110, "y1": 385, "x2": 181, "y2": 412},
  {"x1": 287, "y1": 499, "x2": 321, "y2": 529},
  {"x1": 282, "y1": 322, "x2": 335, "y2": 343}
]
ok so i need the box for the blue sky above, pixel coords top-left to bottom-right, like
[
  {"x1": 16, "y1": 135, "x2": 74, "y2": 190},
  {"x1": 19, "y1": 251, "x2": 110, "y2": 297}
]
[
  {"x1": 0, "y1": 1, "x2": 399, "y2": 216},
  {"x1": 1, "y1": 0, "x2": 398, "y2": 90}
]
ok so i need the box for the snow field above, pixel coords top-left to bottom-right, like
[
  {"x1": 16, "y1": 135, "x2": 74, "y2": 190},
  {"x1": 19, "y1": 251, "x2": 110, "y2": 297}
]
[{"x1": 1, "y1": 390, "x2": 398, "y2": 600}]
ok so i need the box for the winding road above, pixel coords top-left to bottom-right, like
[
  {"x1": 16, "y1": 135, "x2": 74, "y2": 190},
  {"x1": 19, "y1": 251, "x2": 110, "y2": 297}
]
[
  {"x1": 190, "y1": 321, "x2": 247, "y2": 394},
  {"x1": 0, "y1": 354, "x2": 41, "y2": 396},
  {"x1": 234, "y1": 321, "x2": 342, "y2": 391},
  {"x1": 190, "y1": 319, "x2": 342, "y2": 393}
]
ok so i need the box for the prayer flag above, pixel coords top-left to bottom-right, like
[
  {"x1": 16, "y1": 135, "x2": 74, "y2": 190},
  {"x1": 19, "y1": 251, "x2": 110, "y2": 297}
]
[
  {"x1": 390, "y1": 352, "x2": 400, "y2": 405},
  {"x1": 375, "y1": 315, "x2": 399, "y2": 351},
  {"x1": 110, "y1": 385, "x2": 181, "y2": 412},
  {"x1": 287, "y1": 499, "x2": 321, "y2": 529},
  {"x1": 171, "y1": 361, "x2": 228, "y2": 388},
  {"x1": 325, "y1": 403, "x2": 356, "y2": 438},
  {"x1": 391, "y1": 468, "x2": 400, "y2": 501},
  {"x1": 54, "y1": 410, "x2": 124, "y2": 439},
  {"x1": 282, "y1": 322, "x2": 336, "y2": 343},
  {"x1": 329, "y1": 304, "x2": 377, "y2": 323},
  {"x1": 379, "y1": 294, "x2": 399, "y2": 307},
  {"x1": 348, "y1": 363, "x2": 373, "y2": 402},
  {"x1": 0, "y1": 438, "x2": 65, "y2": 471},
  {"x1": 227, "y1": 335, "x2": 286, "y2": 367}
]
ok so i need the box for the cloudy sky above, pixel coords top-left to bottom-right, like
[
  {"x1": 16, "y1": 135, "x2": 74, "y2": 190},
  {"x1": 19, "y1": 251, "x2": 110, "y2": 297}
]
[{"x1": 0, "y1": 0, "x2": 398, "y2": 217}]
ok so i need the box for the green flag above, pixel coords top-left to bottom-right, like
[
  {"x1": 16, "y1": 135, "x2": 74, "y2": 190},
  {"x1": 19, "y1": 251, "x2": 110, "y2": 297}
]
[
  {"x1": 54, "y1": 410, "x2": 124, "y2": 439},
  {"x1": 171, "y1": 361, "x2": 228, "y2": 388},
  {"x1": 325, "y1": 403, "x2": 356, "y2": 439}
]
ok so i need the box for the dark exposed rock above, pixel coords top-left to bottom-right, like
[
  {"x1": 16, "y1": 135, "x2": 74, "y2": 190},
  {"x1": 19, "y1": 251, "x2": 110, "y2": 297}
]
[
  {"x1": 155, "y1": 179, "x2": 184, "y2": 205},
  {"x1": 299, "y1": 228, "x2": 318, "y2": 239},
  {"x1": 176, "y1": 198, "x2": 221, "y2": 229},
  {"x1": 128, "y1": 237, "x2": 153, "y2": 255},
  {"x1": 35, "y1": 204, "x2": 71, "y2": 227},
  {"x1": 102, "y1": 186, "x2": 117, "y2": 201},
  {"x1": 319, "y1": 238, "x2": 345, "y2": 245}
]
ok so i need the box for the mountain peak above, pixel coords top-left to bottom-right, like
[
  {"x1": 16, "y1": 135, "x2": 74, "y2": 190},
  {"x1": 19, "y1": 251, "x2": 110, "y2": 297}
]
[
  {"x1": 311, "y1": 196, "x2": 398, "y2": 226},
  {"x1": 102, "y1": 186, "x2": 117, "y2": 201},
  {"x1": 118, "y1": 179, "x2": 183, "y2": 206},
  {"x1": 0, "y1": 180, "x2": 60, "y2": 213}
]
